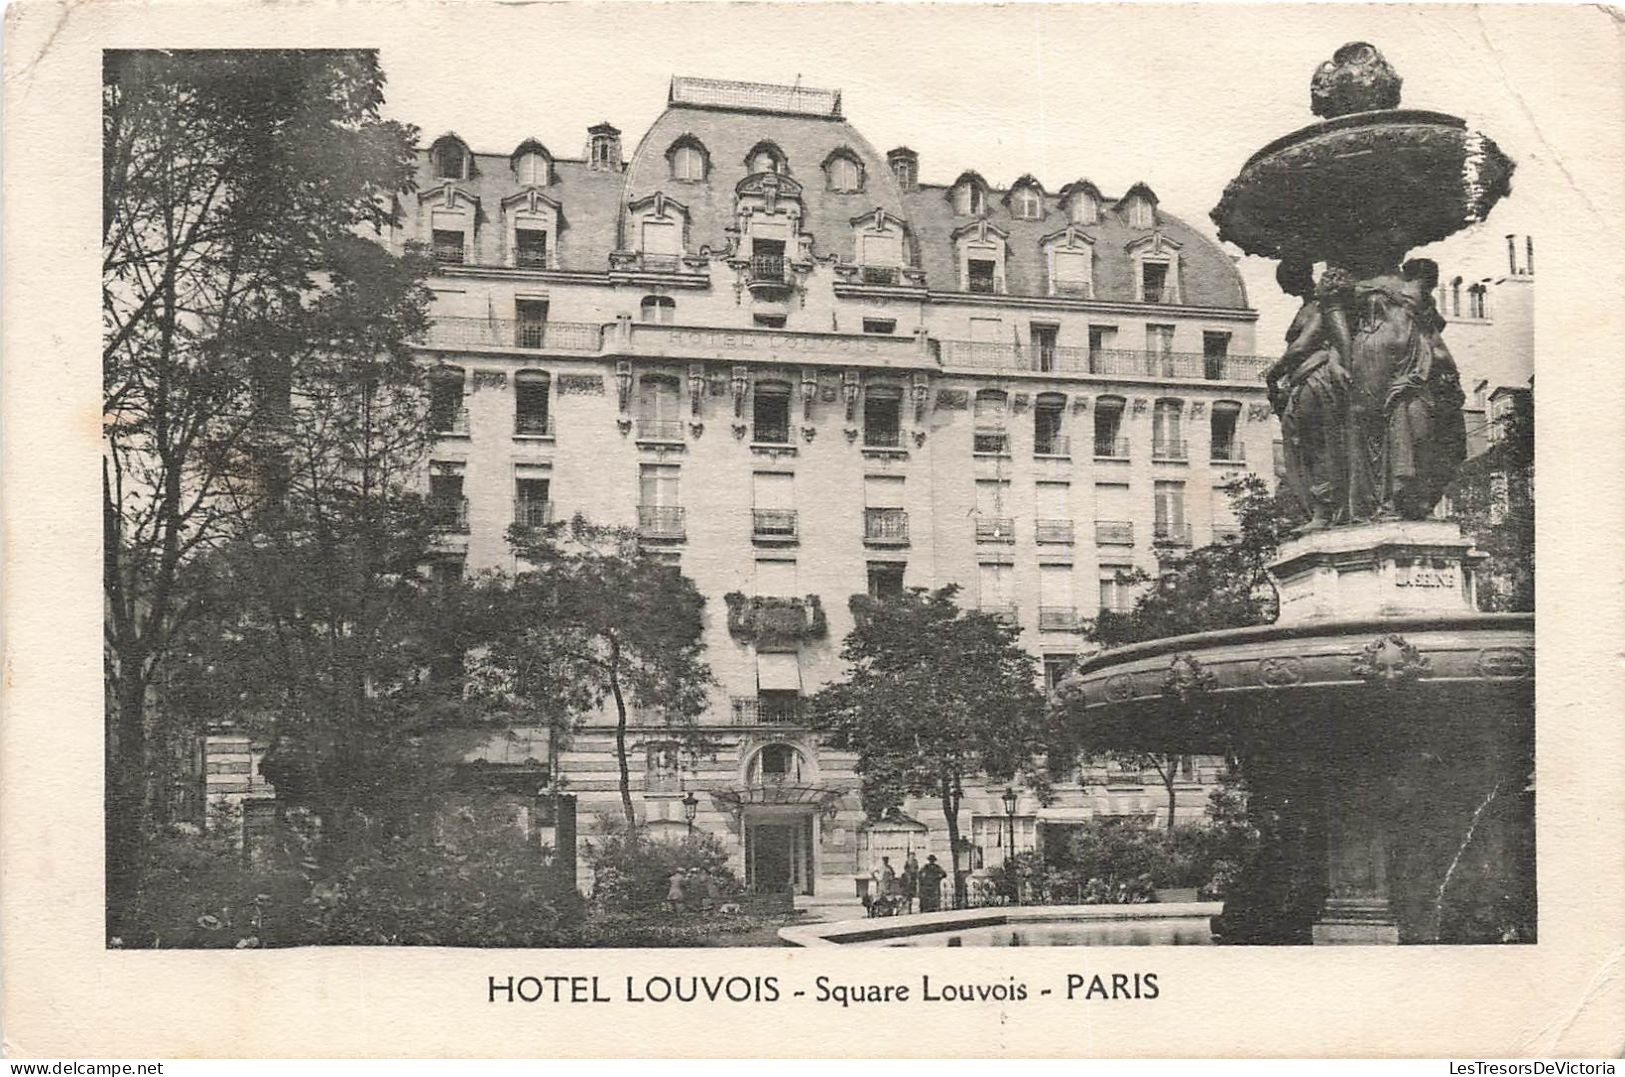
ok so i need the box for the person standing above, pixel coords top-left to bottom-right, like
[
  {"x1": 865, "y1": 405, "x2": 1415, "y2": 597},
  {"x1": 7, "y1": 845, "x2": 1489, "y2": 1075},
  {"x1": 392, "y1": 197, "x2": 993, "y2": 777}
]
[
  {"x1": 918, "y1": 854, "x2": 946, "y2": 913},
  {"x1": 901, "y1": 852, "x2": 920, "y2": 915},
  {"x1": 879, "y1": 856, "x2": 898, "y2": 907},
  {"x1": 664, "y1": 869, "x2": 686, "y2": 913}
]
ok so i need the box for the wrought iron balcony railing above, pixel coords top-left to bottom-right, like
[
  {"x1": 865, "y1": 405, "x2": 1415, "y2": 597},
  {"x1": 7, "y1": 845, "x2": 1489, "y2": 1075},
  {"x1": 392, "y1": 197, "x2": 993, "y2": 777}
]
[
  {"x1": 432, "y1": 241, "x2": 465, "y2": 265},
  {"x1": 1034, "y1": 433, "x2": 1071, "y2": 457},
  {"x1": 751, "y1": 508, "x2": 799, "y2": 542},
  {"x1": 1094, "y1": 436, "x2": 1129, "y2": 459},
  {"x1": 1153, "y1": 521, "x2": 1194, "y2": 547},
  {"x1": 637, "y1": 505, "x2": 686, "y2": 541},
  {"x1": 424, "y1": 317, "x2": 604, "y2": 353},
  {"x1": 860, "y1": 265, "x2": 900, "y2": 285},
  {"x1": 863, "y1": 427, "x2": 902, "y2": 448},
  {"x1": 1034, "y1": 519, "x2": 1075, "y2": 544},
  {"x1": 863, "y1": 508, "x2": 909, "y2": 546},
  {"x1": 748, "y1": 255, "x2": 788, "y2": 283},
  {"x1": 731, "y1": 696, "x2": 806, "y2": 726},
  {"x1": 1096, "y1": 520, "x2": 1135, "y2": 545},
  {"x1": 514, "y1": 249, "x2": 549, "y2": 270},
  {"x1": 979, "y1": 604, "x2": 1019, "y2": 624},
  {"x1": 514, "y1": 412, "x2": 553, "y2": 436},
  {"x1": 1153, "y1": 440, "x2": 1189, "y2": 462},
  {"x1": 430, "y1": 496, "x2": 469, "y2": 533},
  {"x1": 1039, "y1": 606, "x2": 1080, "y2": 632},
  {"x1": 513, "y1": 499, "x2": 553, "y2": 528},
  {"x1": 975, "y1": 518, "x2": 1015, "y2": 544},
  {"x1": 1210, "y1": 441, "x2": 1247, "y2": 462},
  {"x1": 937, "y1": 341, "x2": 1271, "y2": 382},
  {"x1": 973, "y1": 427, "x2": 1009, "y2": 455},
  {"x1": 752, "y1": 423, "x2": 792, "y2": 446},
  {"x1": 637, "y1": 418, "x2": 685, "y2": 442},
  {"x1": 966, "y1": 275, "x2": 999, "y2": 295},
  {"x1": 430, "y1": 407, "x2": 469, "y2": 436}
]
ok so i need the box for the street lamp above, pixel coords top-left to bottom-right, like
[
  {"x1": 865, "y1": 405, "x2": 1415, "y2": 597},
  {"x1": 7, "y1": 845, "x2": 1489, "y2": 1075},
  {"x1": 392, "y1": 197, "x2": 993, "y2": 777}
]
[
  {"x1": 682, "y1": 791, "x2": 699, "y2": 838},
  {"x1": 1001, "y1": 787, "x2": 1020, "y2": 906}
]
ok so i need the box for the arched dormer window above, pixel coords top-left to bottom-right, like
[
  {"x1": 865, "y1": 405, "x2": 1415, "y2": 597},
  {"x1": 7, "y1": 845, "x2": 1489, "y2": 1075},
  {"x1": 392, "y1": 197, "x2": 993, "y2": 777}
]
[
  {"x1": 952, "y1": 218, "x2": 1008, "y2": 294},
  {"x1": 1007, "y1": 177, "x2": 1046, "y2": 221},
  {"x1": 511, "y1": 139, "x2": 553, "y2": 186},
  {"x1": 851, "y1": 209, "x2": 909, "y2": 283},
  {"x1": 1041, "y1": 226, "x2": 1095, "y2": 298},
  {"x1": 1063, "y1": 180, "x2": 1103, "y2": 225},
  {"x1": 950, "y1": 172, "x2": 990, "y2": 217},
  {"x1": 1127, "y1": 231, "x2": 1183, "y2": 305},
  {"x1": 823, "y1": 149, "x2": 864, "y2": 193},
  {"x1": 628, "y1": 192, "x2": 688, "y2": 270},
  {"x1": 667, "y1": 136, "x2": 710, "y2": 182},
  {"x1": 744, "y1": 141, "x2": 787, "y2": 176},
  {"x1": 431, "y1": 135, "x2": 471, "y2": 181},
  {"x1": 1120, "y1": 182, "x2": 1158, "y2": 229}
]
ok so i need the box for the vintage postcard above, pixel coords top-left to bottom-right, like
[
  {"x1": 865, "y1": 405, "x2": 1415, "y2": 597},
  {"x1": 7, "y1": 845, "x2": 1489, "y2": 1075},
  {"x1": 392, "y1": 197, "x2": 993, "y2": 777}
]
[{"x1": 3, "y1": 0, "x2": 1622, "y2": 1059}]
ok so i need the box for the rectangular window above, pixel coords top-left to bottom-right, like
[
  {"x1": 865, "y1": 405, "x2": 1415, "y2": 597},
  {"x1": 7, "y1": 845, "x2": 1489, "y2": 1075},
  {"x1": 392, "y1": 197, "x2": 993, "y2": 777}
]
[
  {"x1": 752, "y1": 472, "x2": 796, "y2": 539},
  {"x1": 429, "y1": 375, "x2": 464, "y2": 433},
  {"x1": 514, "y1": 374, "x2": 550, "y2": 435},
  {"x1": 1154, "y1": 480, "x2": 1188, "y2": 545},
  {"x1": 1146, "y1": 324, "x2": 1176, "y2": 377},
  {"x1": 864, "y1": 475, "x2": 905, "y2": 508},
  {"x1": 978, "y1": 562, "x2": 1014, "y2": 609},
  {"x1": 1141, "y1": 262, "x2": 1169, "y2": 303},
  {"x1": 975, "y1": 480, "x2": 1013, "y2": 543},
  {"x1": 1088, "y1": 325, "x2": 1118, "y2": 372},
  {"x1": 1030, "y1": 323, "x2": 1059, "y2": 372},
  {"x1": 863, "y1": 388, "x2": 902, "y2": 448},
  {"x1": 1099, "y1": 571, "x2": 1128, "y2": 614},
  {"x1": 1043, "y1": 655, "x2": 1072, "y2": 695},
  {"x1": 1096, "y1": 483, "x2": 1133, "y2": 545},
  {"x1": 1035, "y1": 482, "x2": 1071, "y2": 541},
  {"x1": 1210, "y1": 404, "x2": 1241, "y2": 461},
  {"x1": 1040, "y1": 564, "x2": 1073, "y2": 628},
  {"x1": 860, "y1": 232, "x2": 902, "y2": 267},
  {"x1": 866, "y1": 562, "x2": 905, "y2": 600},
  {"x1": 640, "y1": 463, "x2": 679, "y2": 507},
  {"x1": 1093, "y1": 400, "x2": 1126, "y2": 457},
  {"x1": 642, "y1": 219, "x2": 681, "y2": 255},
  {"x1": 1034, "y1": 400, "x2": 1066, "y2": 455},
  {"x1": 862, "y1": 318, "x2": 897, "y2": 335},
  {"x1": 514, "y1": 477, "x2": 551, "y2": 527},
  {"x1": 432, "y1": 228, "x2": 465, "y2": 265},
  {"x1": 967, "y1": 259, "x2": 998, "y2": 294},
  {"x1": 429, "y1": 471, "x2": 466, "y2": 532},
  {"x1": 515, "y1": 228, "x2": 548, "y2": 269},
  {"x1": 752, "y1": 385, "x2": 791, "y2": 444},
  {"x1": 1052, "y1": 250, "x2": 1091, "y2": 296},
  {"x1": 1203, "y1": 332, "x2": 1231, "y2": 379},
  {"x1": 515, "y1": 299, "x2": 549, "y2": 348}
]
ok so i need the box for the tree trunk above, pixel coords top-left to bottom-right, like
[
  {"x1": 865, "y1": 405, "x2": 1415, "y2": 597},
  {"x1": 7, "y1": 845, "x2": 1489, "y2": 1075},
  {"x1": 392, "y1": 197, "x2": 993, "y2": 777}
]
[
  {"x1": 107, "y1": 665, "x2": 151, "y2": 916},
  {"x1": 607, "y1": 636, "x2": 636, "y2": 830},
  {"x1": 1164, "y1": 756, "x2": 1179, "y2": 833},
  {"x1": 941, "y1": 774, "x2": 966, "y2": 910}
]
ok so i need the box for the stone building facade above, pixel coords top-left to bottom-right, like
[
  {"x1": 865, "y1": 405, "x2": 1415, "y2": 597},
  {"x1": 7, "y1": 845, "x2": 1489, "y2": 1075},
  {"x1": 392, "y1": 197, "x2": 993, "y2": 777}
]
[{"x1": 388, "y1": 76, "x2": 1273, "y2": 897}]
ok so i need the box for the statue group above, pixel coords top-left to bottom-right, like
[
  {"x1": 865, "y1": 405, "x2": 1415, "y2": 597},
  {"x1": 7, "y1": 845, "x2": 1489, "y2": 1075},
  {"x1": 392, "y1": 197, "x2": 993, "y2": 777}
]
[{"x1": 1266, "y1": 252, "x2": 1467, "y2": 529}]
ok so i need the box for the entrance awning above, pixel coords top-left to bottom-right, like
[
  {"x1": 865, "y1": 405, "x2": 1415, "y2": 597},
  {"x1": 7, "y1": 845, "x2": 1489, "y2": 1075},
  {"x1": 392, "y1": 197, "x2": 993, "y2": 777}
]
[{"x1": 757, "y1": 652, "x2": 802, "y2": 692}]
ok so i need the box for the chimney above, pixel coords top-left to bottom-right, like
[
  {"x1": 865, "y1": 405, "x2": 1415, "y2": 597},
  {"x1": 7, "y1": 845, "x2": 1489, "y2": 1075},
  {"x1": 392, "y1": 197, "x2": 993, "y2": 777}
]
[
  {"x1": 887, "y1": 146, "x2": 918, "y2": 192},
  {"x1": 1525, "y1": 235, "x2": 1534, "y2": 276},
  {"x1": 588, "y1": 122, "x2": 622, "y2": 172},
  {"x1": 1506, "y1": 234, "x2": 1517, "y2": 276}
]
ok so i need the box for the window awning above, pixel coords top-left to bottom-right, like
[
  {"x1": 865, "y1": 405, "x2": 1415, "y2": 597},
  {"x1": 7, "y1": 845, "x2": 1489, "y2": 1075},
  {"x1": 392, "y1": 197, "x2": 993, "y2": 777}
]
[{"x1": 756, "y1": 652, "x2": 802, "y2": 692}]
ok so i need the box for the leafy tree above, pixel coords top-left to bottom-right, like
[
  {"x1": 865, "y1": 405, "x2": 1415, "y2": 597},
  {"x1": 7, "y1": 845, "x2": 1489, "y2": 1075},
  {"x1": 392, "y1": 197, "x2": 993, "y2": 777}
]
[
  {"x1": 809, "y1": 586, "x2": 1054, "y2": 909},
  {"x1": 1446, "y1": 399, "x2": 1534, "y2": 612},
  {"x1": 102, "y1": 49, "x2": 424, "y2": 897},
  {"x1": 506, "y1": 519, "x2": 716, "y2": 829}
]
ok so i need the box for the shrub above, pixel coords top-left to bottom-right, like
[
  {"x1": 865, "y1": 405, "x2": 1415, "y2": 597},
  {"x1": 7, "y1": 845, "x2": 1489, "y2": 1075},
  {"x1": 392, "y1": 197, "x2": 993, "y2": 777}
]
[{"x1": 584, "y1": 818, "x2": 739, "y2": 911}]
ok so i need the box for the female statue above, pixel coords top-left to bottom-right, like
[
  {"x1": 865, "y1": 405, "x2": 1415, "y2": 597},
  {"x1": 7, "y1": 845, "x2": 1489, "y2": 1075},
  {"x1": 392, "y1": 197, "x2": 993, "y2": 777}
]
[{"x1": 1265, "y1": 260, "x2": 1352, "y2": 530}]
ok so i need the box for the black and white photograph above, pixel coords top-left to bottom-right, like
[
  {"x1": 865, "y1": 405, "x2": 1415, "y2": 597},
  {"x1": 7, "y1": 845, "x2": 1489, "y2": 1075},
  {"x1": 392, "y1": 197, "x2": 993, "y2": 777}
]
[{"x1": 98, "y1": 14, "x2": 1541, "y2": 954}]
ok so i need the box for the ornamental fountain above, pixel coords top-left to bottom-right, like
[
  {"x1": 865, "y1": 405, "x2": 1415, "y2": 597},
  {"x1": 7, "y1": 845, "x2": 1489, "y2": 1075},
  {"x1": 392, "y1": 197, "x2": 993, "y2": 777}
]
[{"x1": 1067, "y1": 44, "x2": 1533, "y2": 944}]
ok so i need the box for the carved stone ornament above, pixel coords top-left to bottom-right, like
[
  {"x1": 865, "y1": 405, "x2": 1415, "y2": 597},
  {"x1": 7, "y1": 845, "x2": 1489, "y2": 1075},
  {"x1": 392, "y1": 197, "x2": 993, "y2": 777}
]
[
  {"x1": 1189, "y1": 401, "x2": 1206, "y2": 419},
  {"x1": 1310, "y1": 41, "x2": 1402, "y2": 119},
  {"x1": 1012, "y1": 393, "x2": 1031, "y2": 413},
  {"x1": 935, "y1": 389, "x2": 969, "y2": 411},
  {"x1": 471, "y1": 369, "x2": 507, "y2": 391},
  {"x1": 1246, "y1": 402, "x2": 1273, "y2": 423},
  {"x1": 843, "y1": 427, "x2": 860, "y2": 443},
  {"x1": 1351, "y1": 634, "x2": 1431, "y2": 689},
  {"x1": 1072, "y1": 397, "x2": 1089, "y2": 414},
  {"x1": 1162, "y1": 652, "x2": 1219, "y2": 702},
  {"x1": 557, "y1": 374, "x2": 604, "y2": 395},
  {"x1": 1104, "y1": 673, "x2": 1138, "y2": 703},
  {"x1": 1474, "y1": 647, "x2": 1533, "y2": 680},
  {"x1": 801, "y1": 425, "x2": 817, "y2": 443},
  {"x1": 616, "y1": 418, "x2": 633, "y2": 437},
  {"x1": 1131, "y1": 398, "x2": 1150, "y2": 415},
  {"x1": 1256, "y1": 655, "x2": 1305, "y2": 687},
  {"x1": 688, "y1": 421, "x2": 705, "y2": 439},
  {"x1": 731, "y1": 422, "x2": 749, "y2": 441},
  {"x1": 912, "y1": 430, "x2": 927, "y2": 448}
]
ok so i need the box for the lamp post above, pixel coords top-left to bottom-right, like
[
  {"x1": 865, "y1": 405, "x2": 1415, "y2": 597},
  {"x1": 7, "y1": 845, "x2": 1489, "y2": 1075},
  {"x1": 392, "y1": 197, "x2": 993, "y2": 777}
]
[
  {"x1": 681, "y1": 790, "x2": 699, "y2": 838},
  {"x1": 1000, "y1": 786, "x2": 1020, "y2": 906}
]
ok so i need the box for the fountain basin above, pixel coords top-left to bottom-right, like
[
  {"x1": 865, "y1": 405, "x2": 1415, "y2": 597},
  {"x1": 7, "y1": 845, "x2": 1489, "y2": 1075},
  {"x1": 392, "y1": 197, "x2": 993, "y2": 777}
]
[{"x1": 778, "y1": 903, "x2": 1223, "y2": 947}]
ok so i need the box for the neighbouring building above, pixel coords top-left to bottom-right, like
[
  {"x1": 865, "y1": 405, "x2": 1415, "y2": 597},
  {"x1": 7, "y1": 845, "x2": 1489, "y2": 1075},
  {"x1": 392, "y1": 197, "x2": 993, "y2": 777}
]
[{"x1": 374, "y1": 76, "x2": 1274, "y2": 898}]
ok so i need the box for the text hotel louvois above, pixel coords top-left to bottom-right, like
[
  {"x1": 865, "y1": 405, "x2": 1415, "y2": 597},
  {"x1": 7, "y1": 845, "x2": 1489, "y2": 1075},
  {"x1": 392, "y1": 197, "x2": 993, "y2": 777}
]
[{"x1": 488, "y1": 972, "x2": 1159, "y2": 1006}]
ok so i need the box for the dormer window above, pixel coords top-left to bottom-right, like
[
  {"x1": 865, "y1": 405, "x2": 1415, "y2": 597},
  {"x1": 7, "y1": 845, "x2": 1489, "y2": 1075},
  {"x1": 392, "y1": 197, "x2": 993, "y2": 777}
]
[
  {"x1": 953, "y1": 218, "x2": 1008, "y2": 295},
  {"x1": 1043, "y1": 227, "x2": 1095, "y2": 298},
  {"x1": 1011, "y1": 184, "x2": 1044, "y2": 221},
  {"x1": 825, "y1": 150, "x2": 863, "y2": 193},
  {"x1": 957, "y1": 185, "x2": 986, "y2": 216},
  {"x1": 515, "y1": 151, "x2": 549, "y2": 186},
  {"x1": 431, "y1": 136, "x2": 470, "y2": 181},
  {"x1": 587, "y1": 122, "x2": 621, "y2": 171},
  {"x1": 745, "y1": 141, "x2": 787, "y2": 176},
  {"x1": 968, "y1": 259, "x2": 998, "y2": 294},
  {"x1": 1121, "y1": 183, "x2": 1158, "y2": 229},
  {"x1": 1068, "y1": 187, "x2": 1101, "y2": 225},
  {"x1": 887, "y1": 147, "x2": 919, "y2": 192},
  {"x1": 1142, "y1": 262, "x2": 1169, "y2": 303},
  {"x1": 668, "y1": 137, "x2": 709, "y2": 182},
  {"x1": 1127, "y1": 231, "x2": 1182, "y2": 304}
]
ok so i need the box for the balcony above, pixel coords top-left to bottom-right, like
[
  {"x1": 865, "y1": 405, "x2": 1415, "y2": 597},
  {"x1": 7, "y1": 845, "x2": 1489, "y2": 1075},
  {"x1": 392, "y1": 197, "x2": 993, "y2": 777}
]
[
  {"x1": 1094, "y1": 436, "x2": 1129, "y2": 459},
  {"x1": 937, "y1": 342, "x2": 1271, "y2": 382},
  {"x1": 514, "y1": 248, "x2": 549, "y2": 271},
  {"x1": 863, "y1": 426, "x2": 902, "y2": 449},
  {"x1": 430, "y1": 497, "x2": 469, "y2": 533},
  {"x1": 430, "y1": 407, "x2": 470, "y2": 437},
  {"x1": 860, "y1": 265, "x2": 900, "y2": 286},
  {"x1": 731, "y1": 696, "x2": 806, "y2": 726},
  {"x1": 1211, "y1": 441, "x2": 1246, "y2": 463},
  {"x1": 1096, "y1": 520, "x2": 1135, "y2": 545},
  {"x1": 513, "y1": 499, "x2": 553, "y2": 529},
  {"x1": 432, "y1": 240, "x2": 465, "y2": 265},
  {"x1": 1153, "y1": 521, "x2": 1194, "y2": 547},
  {"x1": 424, "y1": 317, "x2": 604, "y2": 353},
  {"x1": 966, "y1": 274, "x2": 999, "y2": 295},
  {"x1": 638, "y1": 253, "x2": 682, "y2": 273},
  {"x1": 747, "y1": 254, "x2": 791, "y2": 298},
  {"x1": 1039, "y1": 606, "x2": 1080, "y2": 632},
  {"x1": 975, "y1": 518, "x2": 1015, "y2": 544},
  {"x1": 864, "y1": 508, "x2": 909, "y2": 547},
  {"x1": 637, "y1": 418, "x2": 685, "y2": 444},
  {"x1": 514, "y1": 412, "x2": 553, "y2": 437},
  {"x1": 1035, "y1": 519, "x2": 1075, "y2": 544},
  {"x1": 973, "y1": 427, "x2": 1010, "y2": 455},
  {"x1": 1034, "y1": 434, "x2": 1071, "y2": 457},
  {"x1": 1153, "y1": 440, "x2": 1189, "y2": 462},
  {"x1": 751, "y1": 508, "x2": 799, "y2": 544},
  {"x1": 752, "y1": 423, "x2": 792, "y2": 447},
  {"x1": 979, "y1": 604, "x2": 1019, "y2": 625},
  {"x1": 637, "y1": 505, "x2": 686, "y2": 542}
]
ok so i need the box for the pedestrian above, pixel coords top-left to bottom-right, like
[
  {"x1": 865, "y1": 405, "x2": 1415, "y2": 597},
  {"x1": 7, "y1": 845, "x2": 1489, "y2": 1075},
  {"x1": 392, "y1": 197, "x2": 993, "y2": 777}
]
[
  {"x1": 664, "y1": 869, "x2": 685, "y2": 913},
  {"x1": 703, "y1": 870, "x2": 721, "y2": 912},
  {"x1": 879, "y1": 856, "x2": 898, "y2": 901},
  {"x1": 863, "y1": 869, "x2": 881, "y2": 917},
  {"x1": 917, "y1": 854, "x2": 946, "y2": 913},
  {"x1": 901, "y1": 852, "x2": 920, "y2": 915}
]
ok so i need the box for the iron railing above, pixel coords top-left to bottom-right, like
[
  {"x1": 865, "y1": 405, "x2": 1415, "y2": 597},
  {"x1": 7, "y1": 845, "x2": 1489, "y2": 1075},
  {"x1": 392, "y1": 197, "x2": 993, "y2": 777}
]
[
  {"x1": 637, "y1": 418, "x2": 685, "y2": 442},
  {"x1": 514, "y1": 412, "x2": 553, "y2": 436},
  {"x1": 1034, "y1": 519, "x2": 1075, "y2": 544},
  {"x1": 752, "y1": 509, "x2": 799, "y2": 541},
  {"x1": 1094, "y1": 436, "x2": 1129, "y2": 458},
  {"x1": 752, "y1": 422, "x2": 792, "y2": 445},
  {"x1": 937, "y1": 341, "x2": 1270, "y2": 382},
  {"x1": 864, "y1": 508, "x2": 909, "y2": 545},
  {"x1": 1039, "y1": 606, "x2": 1079, "y2": 632},
  {"x1": 1153, "y1": 521, "x2": 1194, "y2": 546},
  {"x1": 1034, "y1": 433, "x2": 1071, "y2": 457},
  {"x1": 514, "y1": 248, "x2": 549, "y2": 270},
  {"x1": 976, "y1": 518, "x2": 1015, "y2": 544},
  {"x1": 637, "y1": 505, "x2": 686, "y2": 540},
  {"x1": 860, "y1": 265, "x2": 900, "y2": 285},
  {"x1": 1153, "y1": 440, "x2": 1189, "y2": 462},
  {"x1": 430, "y1": 407, "x2": 469, "y2": 436},
  {"x1": 430, "y1": 497, "x2": 469, "y2": 533},
  {"x1": 1096, "y1": 520, "x2": 1135, "y2": 545},
  {"x1": 749, "y1": 255, "x2": 788, "y2": 283},
  {"x1": 1211, "y1": 441, "x2": 1246, "y2": 462},
  {"x1": 513, "y1": 499, "x2": 553, "y2": 528},
  {"x1": 432, "y1": 240, "x2": 465, "y2": 265},
  {"x1": 425, "y1": 317, "x2": 604, "y2": 353},
  {"x1": 864, "y1": 427, "x2": 902, "y2": 448},
  {"x1": 731, "y1": 696, "x2": 806, "y2": 726},
  {"x1": 966, "y1": 274, "x2": 999, "y2": 295},
  {"x1": 979, "y1": 604, "x2": 1019, "y2": 624},
  {"x1": 973, "y1": 427, "x2": 1009, "y2": 455}
]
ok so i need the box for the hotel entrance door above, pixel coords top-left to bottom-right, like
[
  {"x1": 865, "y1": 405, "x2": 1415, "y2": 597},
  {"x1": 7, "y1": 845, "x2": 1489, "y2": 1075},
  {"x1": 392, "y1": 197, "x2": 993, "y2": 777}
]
[{"x1": 745, "y1": 815, "x2": 814, "y2": 895}]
